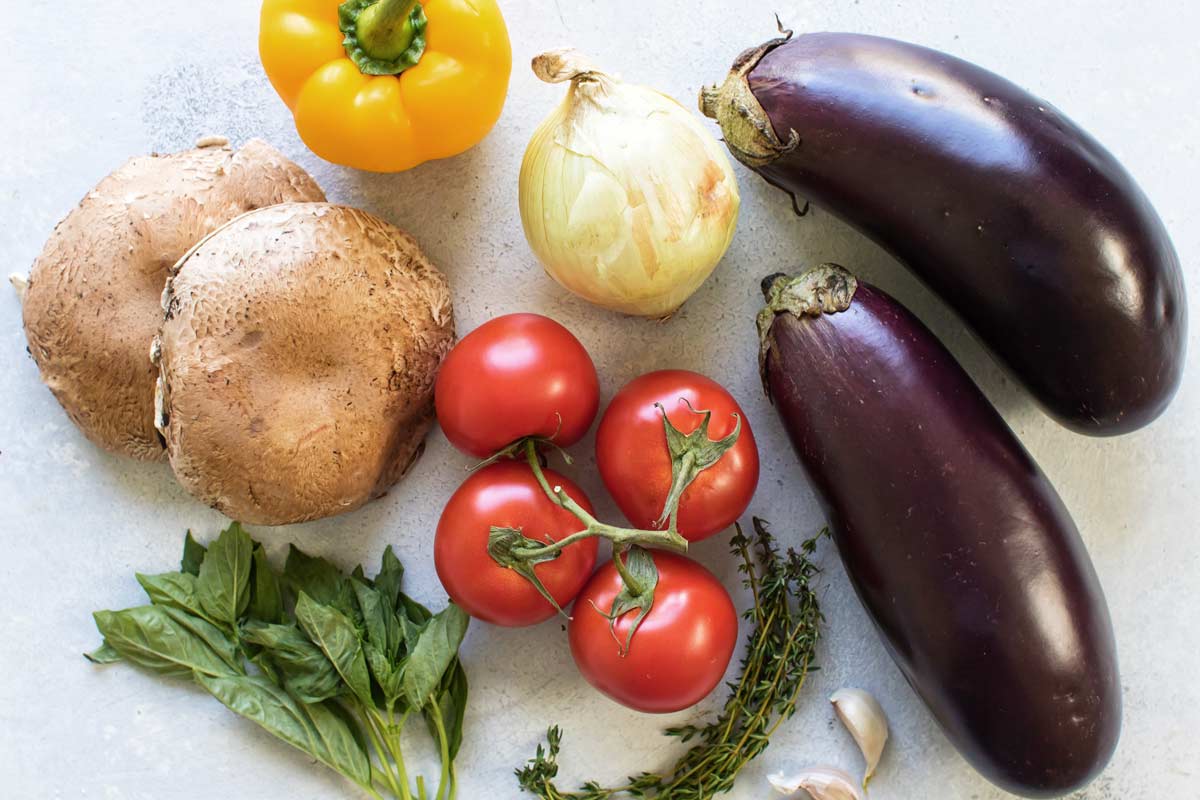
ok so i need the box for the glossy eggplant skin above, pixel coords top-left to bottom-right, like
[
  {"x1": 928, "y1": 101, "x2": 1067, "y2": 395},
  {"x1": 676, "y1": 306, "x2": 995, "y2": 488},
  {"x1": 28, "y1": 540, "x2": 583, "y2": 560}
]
[
  {"x1": 705, "y1": 33, "x2": 1185, "y2": 435},
  {"x1": 758, "y1": 268, "x2": 1120, "y2": 798}
]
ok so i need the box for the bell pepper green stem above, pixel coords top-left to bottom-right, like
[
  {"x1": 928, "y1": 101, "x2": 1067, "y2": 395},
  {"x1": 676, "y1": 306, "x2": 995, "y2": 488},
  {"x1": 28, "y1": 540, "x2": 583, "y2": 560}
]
[
  {"x1": 357, "y1": 0, "x2": 421, "y2": 61},
  {"x1": 339, "y1": 0, "x2": 428, "y2": 76}
]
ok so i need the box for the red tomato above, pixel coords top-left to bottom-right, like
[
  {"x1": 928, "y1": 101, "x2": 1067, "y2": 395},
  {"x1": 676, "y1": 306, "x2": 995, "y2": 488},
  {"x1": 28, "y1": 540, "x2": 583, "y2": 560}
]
[
  {"x1": 569, "y1": 552, "x2": 738, "y2": 713},
  {"x1": 596, "y1": 370, "x2": 759, "y2": 542},
  {"x1": 435, "y1": 314, "x2": 600, "y2": 458},
  {"x1": 435, "y1": 461, "x2": 598, "y2": 627}
]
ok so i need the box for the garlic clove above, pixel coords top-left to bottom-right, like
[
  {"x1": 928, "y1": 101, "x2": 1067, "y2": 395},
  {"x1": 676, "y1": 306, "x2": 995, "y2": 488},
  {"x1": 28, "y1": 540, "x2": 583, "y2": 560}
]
[
  {"x1": 830, "y1": 688, "x2": 889, "y2": 787},
  {"x1": 768, "y1": 766, "x2": 864, "y2": 799},
  {"x1": 9, "y1": 273, "x2": 29, "y2": 303}
]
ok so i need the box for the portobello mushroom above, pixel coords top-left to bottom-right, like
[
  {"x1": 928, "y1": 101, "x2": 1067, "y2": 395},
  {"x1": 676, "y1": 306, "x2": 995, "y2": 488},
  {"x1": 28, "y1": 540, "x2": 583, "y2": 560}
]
[
  {"x1": 154, "y1": 203, "x2": 454, "y2": 525},
  {"x1": 19, "y1": 137, "x2": 324, "y2": 459}
]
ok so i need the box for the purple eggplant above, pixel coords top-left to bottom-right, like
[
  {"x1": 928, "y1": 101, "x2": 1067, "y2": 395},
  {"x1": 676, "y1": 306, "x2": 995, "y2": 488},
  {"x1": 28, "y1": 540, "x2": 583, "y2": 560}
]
[
  {"x1": 757, "y1": 266, "x2": 1120, "y2": 798},
  {"x1": 704, "y1": 32, "x2": 1185, "y2": 435}
]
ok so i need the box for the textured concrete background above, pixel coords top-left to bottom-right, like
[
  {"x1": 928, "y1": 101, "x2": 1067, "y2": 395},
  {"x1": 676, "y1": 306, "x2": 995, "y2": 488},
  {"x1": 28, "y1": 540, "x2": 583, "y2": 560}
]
[{"x1": 1, "y1": 1, "x2": 1197, "y2": 798}]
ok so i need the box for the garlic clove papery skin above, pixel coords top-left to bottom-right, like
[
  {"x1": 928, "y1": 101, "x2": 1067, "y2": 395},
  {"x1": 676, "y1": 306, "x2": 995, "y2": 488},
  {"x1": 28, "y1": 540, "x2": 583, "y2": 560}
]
[
  {"x1": 830, "y1": 688, "x2": 889, "y2": 786},
  {"x1": 9, "y1": 273, "x2": 29, "y2": 303},
  {"x1": 768, "y1": 767, "x2": 864, "y2": 800},
  {"x1": 519, "y1": 49, "x2": 740, "y2": 319}
]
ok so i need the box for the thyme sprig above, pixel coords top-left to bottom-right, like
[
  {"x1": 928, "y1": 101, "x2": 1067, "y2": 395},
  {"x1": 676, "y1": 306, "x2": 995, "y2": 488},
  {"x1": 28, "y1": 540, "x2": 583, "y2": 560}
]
[{"x1": 515, "y1": 517, "x2": 827, "y2": 800}]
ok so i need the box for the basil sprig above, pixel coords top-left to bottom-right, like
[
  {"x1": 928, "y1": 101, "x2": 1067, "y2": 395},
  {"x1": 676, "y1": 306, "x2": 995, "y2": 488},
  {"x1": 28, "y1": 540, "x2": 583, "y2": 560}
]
[{"x1": 89, "y1": 523, "x2": 470, "y2": 800}]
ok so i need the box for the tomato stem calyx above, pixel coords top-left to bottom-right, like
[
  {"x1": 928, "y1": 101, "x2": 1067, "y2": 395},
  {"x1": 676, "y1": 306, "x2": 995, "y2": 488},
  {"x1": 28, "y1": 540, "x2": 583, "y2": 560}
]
[
  {"x1": 654, "y1": 400, "x2": 743, "y2": 530},
  {"x1": 485, "y1": 439, "x2": 690, "y2": 625},
  {"x1": 488, "y1": 526, "x2": 573, "y2": 617},
  {"x1": 591, "y1": 546, "x2": 658, "y2": 656},
  {"x1": 521, "y1": 438, "x2": 688, "y2": 553},
  {"x1": 470, "y1": 432, "x2": 573, "y2": 474}
]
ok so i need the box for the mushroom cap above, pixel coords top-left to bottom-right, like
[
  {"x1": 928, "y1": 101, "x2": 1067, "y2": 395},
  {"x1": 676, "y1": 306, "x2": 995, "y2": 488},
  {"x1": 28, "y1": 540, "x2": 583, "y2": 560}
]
[
  {"x1": 156, "y1": 202, "x2": 455, "y2": 525},
  {"x1": 21, "y1": 138, "x2": 325, "y2": 460}
]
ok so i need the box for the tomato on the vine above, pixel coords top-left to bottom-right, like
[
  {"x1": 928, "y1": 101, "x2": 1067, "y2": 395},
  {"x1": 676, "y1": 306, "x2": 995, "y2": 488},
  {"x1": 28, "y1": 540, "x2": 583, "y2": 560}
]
[
  {"x1": 435, "y1": 461, "x2": 598, "y2": 627},
  {"x1": 569, "y1": 552, "x2": 738, "y2": 713},
  {"x1": 435, "y1": 313, "x2": 600, "y2": 458},
  {"x1": 596, "y1": 370, "x2": 759, "y2": 542}
]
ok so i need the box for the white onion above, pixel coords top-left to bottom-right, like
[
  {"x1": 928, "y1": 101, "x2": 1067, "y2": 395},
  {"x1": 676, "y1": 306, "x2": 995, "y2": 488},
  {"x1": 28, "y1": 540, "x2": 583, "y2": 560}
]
[{"x1": 519, "y1": 49, "x2": 740, "y2": 319}]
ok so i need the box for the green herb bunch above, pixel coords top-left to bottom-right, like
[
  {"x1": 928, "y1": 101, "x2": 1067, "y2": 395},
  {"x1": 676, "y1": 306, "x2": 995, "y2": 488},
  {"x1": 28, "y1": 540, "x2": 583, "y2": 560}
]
[
  {"x1": 515, "y1": 518, "x2": 825, "y2": 800},
  {"x1": 88, "y1": 523, "x2": 469, "y2": 800}
]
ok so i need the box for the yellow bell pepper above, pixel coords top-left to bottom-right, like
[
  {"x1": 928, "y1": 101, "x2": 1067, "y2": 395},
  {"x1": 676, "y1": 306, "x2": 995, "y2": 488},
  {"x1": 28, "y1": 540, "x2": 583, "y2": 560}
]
[{"x1": 259, "y1": 0, "x2": 511, "y2": 172}]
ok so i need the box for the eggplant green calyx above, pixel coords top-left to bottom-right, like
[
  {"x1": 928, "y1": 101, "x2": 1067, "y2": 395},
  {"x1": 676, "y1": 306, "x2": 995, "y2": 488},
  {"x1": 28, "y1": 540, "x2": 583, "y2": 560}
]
[
  {"x1": 698, "y1": 35, "x2": 796, "y2": 168},
  {"x1": 340, "y1": 0, "x2": 427, "y2": 76},
  {"x1": 757, "y1": 265, "x2": 859, "y2": 395},
  {"x1": 654, "y1": 400, "x2": 743, "y2": 530},
  {"x1": 758, "y1": 265, "x2": 858, "y2": 319},
  {"x1": 590, "y1": 546, "x2": 659, "y2": 656}
]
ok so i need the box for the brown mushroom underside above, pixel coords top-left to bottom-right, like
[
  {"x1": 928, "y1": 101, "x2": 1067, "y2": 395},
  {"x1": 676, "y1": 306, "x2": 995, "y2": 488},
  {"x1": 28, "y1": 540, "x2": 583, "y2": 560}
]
[
  {"x1": 155, "y1": 202, "x2": 455, "y2": 525},
  {"x1": 21, "y1": 138, "x2": 325, "y2": 460}
]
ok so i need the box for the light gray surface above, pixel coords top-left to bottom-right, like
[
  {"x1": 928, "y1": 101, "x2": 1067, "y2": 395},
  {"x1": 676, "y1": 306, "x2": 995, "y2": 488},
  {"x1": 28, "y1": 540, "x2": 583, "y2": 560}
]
[{"x1": 1, "y1": 1, "x2": 1197, "y2": 798}]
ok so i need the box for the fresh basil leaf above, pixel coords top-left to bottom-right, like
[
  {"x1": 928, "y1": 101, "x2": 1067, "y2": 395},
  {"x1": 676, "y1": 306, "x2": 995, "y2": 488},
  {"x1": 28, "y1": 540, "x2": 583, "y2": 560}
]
[
  {"x1": 363, "y1": 639, "x2": 404, "y2": 706},
  {"x1": 196, "y1": 674, "x2": 372, "y2": 790},
  {"x1": 446, "y1": 659, "x2": 469, "y2": 759},
  {"x1": 402, "y1": 603, "x2": 469, "y2": 710},
  {"x1": 181, "y1": 531, "x2": 206, "y2": 576},
  {"x1": 396, "y1": 612, "x2": 421, "y2": 655},
  {"x1": 93, "y1": 606, "x2": 241, "y2": 679},
  {"x1": 351, "y1": 580, "x2": 388, "y2": 648},
  {"x1": 295, "y1": 594, "x2": 374, "y2": 708},
  {"x1": 425, "y1": 658, "x2": 468, "y2": 760},
  {"x1": 248, "y1": 545, "x2": 284, "y2": 624},
  {"x1": 321, "y1": 695, "x2": 367, "y2": 767},
  {"x1": 300, "y1": 699, "x2": 373, "y2": 789},
  {"x1": 362, "y1": 638, "x2": 391, "y2": 684},
  {"x1": 242, "y1": 621, "x2": 343, "y2": 705},
  {"x1": 251, "y1": 649, "x2": 281, "y2": 686},
  {"x1": 136, "y1": 572, "x2": 207, "y2": 619},
  {"x1": 284, "y1": 546, "x2": 356, "y2": 617},
  {"x1": 196, "y1": 522, "x2": 253, "y2": 627},
  {"x1": 323, "y1": 696, "x2": 370, "y2": 761},
  {"x1": 84, "y1": 640, "x2": 122, "y2": 664},
  {"x1": 351, "y1": 564, "x2": 367, "y2": 583},
  {"x1": 374, "y1": 546, "x2": 405, "y2": 612},
  {"x1": 352, "y1": 579, "x2": 402, "y2": 661},
  {"x1": 162, "y1": 606, "x2": 242, "y2": 672},
  {"x1": 398, "y1": 592, "x2": 433, "y2": 625}
]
